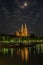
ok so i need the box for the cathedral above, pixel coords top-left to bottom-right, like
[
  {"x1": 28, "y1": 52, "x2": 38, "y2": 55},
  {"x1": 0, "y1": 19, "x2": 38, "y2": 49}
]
[{"x1": 15, "y1": 24, "x2": 29, "y2": 37}]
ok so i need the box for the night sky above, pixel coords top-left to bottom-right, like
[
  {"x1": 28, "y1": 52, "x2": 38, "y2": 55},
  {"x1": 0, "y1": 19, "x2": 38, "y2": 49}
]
[{"x1": 0, "y1": 0, "x2": 43, "y2": 35}]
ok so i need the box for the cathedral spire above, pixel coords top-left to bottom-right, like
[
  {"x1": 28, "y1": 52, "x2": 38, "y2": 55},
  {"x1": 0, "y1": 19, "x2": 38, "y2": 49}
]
[
  {"x1": 21, "y1": 24, "x2": 28, "y2": 36},
  {"x1": 24, "y1": 24, "x2": 28, "y2": 36},
  {"x1": 16, "y1": 24, "x2": 29, "y2": 37},
  {"x1": 21, "y1": 24, "x2": 23, "y2": 33}
]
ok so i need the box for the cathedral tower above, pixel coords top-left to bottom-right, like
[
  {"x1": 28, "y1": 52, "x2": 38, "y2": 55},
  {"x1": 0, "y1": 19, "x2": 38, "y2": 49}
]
[
  {"x1": 15, "y1": 24, "x2": 29, "y2": 37},
  {"x1": 20, "y1": 24, "x2": 28, "y2": 36}
]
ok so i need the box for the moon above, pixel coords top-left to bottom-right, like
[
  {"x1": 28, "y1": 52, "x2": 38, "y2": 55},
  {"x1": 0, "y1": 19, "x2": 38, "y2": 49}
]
[
  {"x1": 24, "y1": 2, "x2": 28, "y2": 7},
  {"x1": 19, "y1": 1, "x2": 29, "y2": 9},
  {"x1": 20, "y1": 2, "x2": 28, "y2": 9}
]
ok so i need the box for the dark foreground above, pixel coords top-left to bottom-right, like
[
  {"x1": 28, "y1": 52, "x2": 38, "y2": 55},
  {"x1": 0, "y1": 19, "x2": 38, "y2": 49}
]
[
  {"x1": 0, "y1": 54, "x2": 43, "y2": 65},
  {"x1": 0, "y1": 47, "x2": 43, "y2": 65}
]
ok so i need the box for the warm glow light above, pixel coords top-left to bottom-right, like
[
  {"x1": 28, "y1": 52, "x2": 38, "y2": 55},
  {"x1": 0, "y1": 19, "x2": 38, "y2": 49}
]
[
  {"x1": 21, "y1": 48, "x2": 29, "y2": 62},
  {"x1": 21, "y1": 50, "x2": 24, "y2": 61},
  {"x1": 25, "y1": 48, "x2": 29, "y2": 62},
  {"x1": 15, "y1": 24, "x2": 29, "y2": 36}
]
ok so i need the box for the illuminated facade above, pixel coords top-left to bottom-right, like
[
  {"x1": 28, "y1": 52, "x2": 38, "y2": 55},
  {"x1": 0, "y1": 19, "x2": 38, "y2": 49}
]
[{"x1": 15, "y1": 24, "x2": 29, "y2": 36}]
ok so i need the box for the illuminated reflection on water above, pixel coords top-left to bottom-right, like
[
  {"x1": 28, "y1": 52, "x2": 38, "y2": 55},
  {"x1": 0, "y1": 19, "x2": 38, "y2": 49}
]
[
  {"x1": 21, "y1": 47, "x2": 29, "y2": 62},
  {"x1": 0, "y1": 43, "x2": 43, "y2": 65}
]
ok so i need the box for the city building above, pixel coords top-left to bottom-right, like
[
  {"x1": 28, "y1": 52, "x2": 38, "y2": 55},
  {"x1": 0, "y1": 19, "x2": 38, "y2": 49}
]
[{"x1": 15, "y1": 24, "x2": 29, "y2": 37}]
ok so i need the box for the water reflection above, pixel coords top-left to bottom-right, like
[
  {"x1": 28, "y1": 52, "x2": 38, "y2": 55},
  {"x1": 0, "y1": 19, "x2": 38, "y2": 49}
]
[
  {"x1": 0, "y1": 43, "x2": 43, "y2": 62},
  {"x1": 21, "y1": 47, "x2": 29, "y2": 62},
  {"x1": 21, "y1": 49, "x2": 24, "y2": 61},
  {"x1": 11, "y1": 48, "x2": 13, "y2": 56},
  {"x1": 16, "y1": 47, "x2": 29, "y2": 62},
  {"x1": 24, "y1": 47, "x2": 29, "y2": 62}
]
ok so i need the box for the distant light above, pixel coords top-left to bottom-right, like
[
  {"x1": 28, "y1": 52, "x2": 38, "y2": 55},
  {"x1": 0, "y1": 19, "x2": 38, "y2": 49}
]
[
  {"x1": 24, "y1": 2, "x2": 28, "y2": 7},
  {"x1": 20, "y1": 2, "x2": 29, "y2": 9}
]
